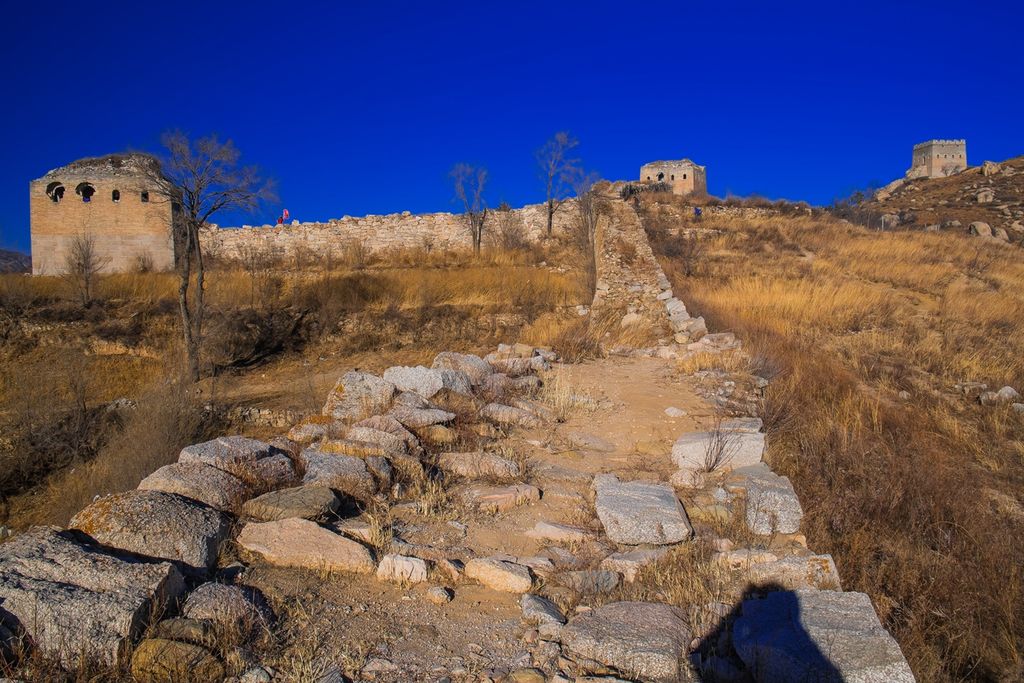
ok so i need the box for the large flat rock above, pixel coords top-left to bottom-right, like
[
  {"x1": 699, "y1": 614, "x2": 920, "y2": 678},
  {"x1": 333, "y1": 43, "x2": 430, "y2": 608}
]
[
  {"x1": 138, "y1": 461, "x2": 252, "y2": 511},
  {"x1": 432, "y1": 351, "x2": 493, "y2": 385},
  {"x1": 730, "y1": 463, "x2": 803, "y2": 535},
  {"x1": 178, "y1": 435, "x2": 274, "y2": 470},
  {"x1": 593, "y1": 475, "x2": 692, "y2": 545},
  {"x1": 437, "y1": 451, "x2": 520, "y2": 481},
  {"x1": 299, "y1": 448, "x2": 377, "y2": 500},
  {"x1": 732, "y1": 589, "x2": 915, "y2": 682},
  {"x1": 236, "y1": 518, "x2": 375, "y2": 574},
  {"x1": 242, "y1": 485, "x2": 342, "y2": 522},
  {"x1": 0, "y1": 527, "x2": 185, "y2": 665},
  {"x1": 322, "y1": 371, "x2": 396, "y2": 421},
  {"x1": 671, "y1": 429, "x2": 765, "y2": 473},
  {"x1": 70, "y1": 490, "x2": 230, "y2": 574},
  {"x1": 382, "y1": 365, "x2": 471, "y2": 398},
  {"x1": 561, "y1": 601, "x2": 691, "y2": 683}
]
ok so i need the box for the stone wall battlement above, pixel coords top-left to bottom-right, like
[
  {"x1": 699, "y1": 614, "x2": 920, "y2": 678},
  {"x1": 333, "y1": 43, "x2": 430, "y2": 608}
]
[{"x1": 201, "y1": 201, "x2": 579, "y2": 261}]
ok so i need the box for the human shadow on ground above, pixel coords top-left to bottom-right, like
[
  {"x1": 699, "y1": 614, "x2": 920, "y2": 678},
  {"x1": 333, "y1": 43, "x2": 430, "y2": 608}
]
[{"x1": 691, "y1": 582, "x2": 845, "y2": 682}]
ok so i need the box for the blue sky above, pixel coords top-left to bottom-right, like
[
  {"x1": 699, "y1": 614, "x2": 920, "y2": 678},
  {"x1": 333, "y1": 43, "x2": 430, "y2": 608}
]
[{"x1": 1, "y1": 0, "x2": 1022, "y2": 253}]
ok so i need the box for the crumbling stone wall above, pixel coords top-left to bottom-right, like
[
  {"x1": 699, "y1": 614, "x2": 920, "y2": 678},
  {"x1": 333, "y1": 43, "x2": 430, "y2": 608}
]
[
  {"x1": 30, "y1": 154, "x2": 175, "y2": 275},
  {"x1": 200, "y1": 201, "x2": 579, "y2": 262}
]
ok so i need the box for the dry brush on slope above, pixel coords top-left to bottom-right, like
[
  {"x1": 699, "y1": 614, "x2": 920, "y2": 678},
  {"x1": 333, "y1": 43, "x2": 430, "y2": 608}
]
[
  {"x1": 0, "y1": 242, "x2": 594, "y2": 530},
  {"x1": 643, "y1": 206, "x2": 1024, "y2": 682}
]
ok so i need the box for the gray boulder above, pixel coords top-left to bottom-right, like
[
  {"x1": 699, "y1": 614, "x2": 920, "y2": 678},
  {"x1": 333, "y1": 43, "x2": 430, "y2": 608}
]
[
  {"x1": 346, "y1": 425, "x2": 409, "y2": 455},
  {"x1": 437, "y1": 451, "x2": 520, "y2": 481},
  {"x1": 432, "y1": 351, "x2": 494, "y2": 385},
  {"x1": 593, "y1": 474, "x2": 692, "y2": 545},
  {"x1": 178, "y1": 435, "x2": 273, "y2": 469},
  {"x1": 480, "y1": 402, "x2": 541, "y2": 428},
  {"x1": 322, "y1": 371, "x2": 396, "y2": 421},
  {"x1": 520, "y1": 593, "x2": 566, "y2": 626},
  {"x1": 672, "y1": 429, "x2": 765, "y2": 474},
  {"x1": 70, "y1": 490, "x2": 230, "y2": 574},
  {"x1": 182, "y1": 582, "x2": 272, "y2": 631},
  {"x1": 382, "y1": 365, "x2": 472, "y2": 398},
  {"x1": 969, "y1": 221, "x2": 993, "y2": 237},
  {"x1": 243, "y1": 485, "x2": 342, "y2": 521},
  {"x1": 299, "y1": 449, "x2": 376, "y2": 500},
  {"x1": 732, "y1": 589, "x2": 915, "y2": 682},
  {"x1": 388, "y1": 404, "x2": 456, "y2": 429},
  {"x1": 733, "y1": 463, "x2": 803, "y2": 535},
  {"x1": 138, "y1": 462, "x2": 252, "y2": 511},
  {"x1": 0, "y1": 527, "x2": 185, "y2": 665},
  {"x1": 561, "y1": 601, "x2": 691, "y2": 683},
  {"x1": 352, "y1": 414, "x2": 422, "y2": 455}
]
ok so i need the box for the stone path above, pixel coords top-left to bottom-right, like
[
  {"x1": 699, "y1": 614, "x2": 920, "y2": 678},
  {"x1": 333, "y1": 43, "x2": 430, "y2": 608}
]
[{"x1": 0, "y1": 207, "x2": 916, "y2": 682}]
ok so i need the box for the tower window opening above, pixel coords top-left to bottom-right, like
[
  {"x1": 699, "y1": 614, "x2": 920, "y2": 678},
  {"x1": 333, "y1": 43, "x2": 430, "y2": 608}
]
[
  {"x1": 46, "y1": 182, "x2": 65, "y2": 203},
  {"x1": 112, "y1": 189, "x2": 121, "y2": 202},
  {"x1": 75, "y1": 182, "x2": 95, "y2": 203},
  {"x1": 141, "y1": 191, "x2": 150, "y2": 203}
]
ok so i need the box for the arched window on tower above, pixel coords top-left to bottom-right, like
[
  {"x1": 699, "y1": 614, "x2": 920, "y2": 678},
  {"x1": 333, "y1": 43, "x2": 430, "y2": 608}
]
[
  {"x1": 141, "y1": 191, "x2": 150, "y2": 203},
  {"x1": 112, "y1": 189, "x2": 121, "y2": 203},
  {"x1": 657, "y1": 172, "x2": 665, "y2": 181},
  {"x1": 75, "y1": 182, "x2": 95, "y2": 203},
  {"x1": 46, "y1": 182, "x2": 65, "y2": 203}
]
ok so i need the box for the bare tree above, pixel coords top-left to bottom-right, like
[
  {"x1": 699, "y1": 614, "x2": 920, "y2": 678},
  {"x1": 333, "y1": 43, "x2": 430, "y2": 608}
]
[
  {"x1": 143, "y1": 131, "x2": 273, "y2": 382},
  {"x1": 492, "y1": 201, "x2": 527, "y2": 251},
  {"x1": 450, "y1": 163, "x2": 488, "y2": 254},
  {"x1": 62, "y1": 233, "x2": 109, "y2": 306},
  {"x1": 536, "y1": 132, "x2": 580, "y2": 237},
  {"x1": 573, "y1": 171, "x2": 602, "y2": 293}
]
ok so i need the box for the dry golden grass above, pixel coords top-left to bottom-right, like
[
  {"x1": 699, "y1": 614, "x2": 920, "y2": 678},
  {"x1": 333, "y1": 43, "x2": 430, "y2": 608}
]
[
  {"x1": 649, "y1": 209, "x2": 1024, "y2": 681},
  {"x1": 0, "y1": 243, "x2": 590, "y2": 531}
]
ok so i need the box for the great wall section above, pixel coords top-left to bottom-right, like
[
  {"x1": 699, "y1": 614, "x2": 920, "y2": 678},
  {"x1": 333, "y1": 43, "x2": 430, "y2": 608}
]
[{"x1": 0, "y1": 193, "x2": 915, "y2": 682}]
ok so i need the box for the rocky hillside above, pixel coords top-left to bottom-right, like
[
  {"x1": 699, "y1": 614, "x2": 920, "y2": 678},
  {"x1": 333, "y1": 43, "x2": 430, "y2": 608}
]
[
  {"x1": 867, "y1": 155, "x2": 1024, "y2": 239},
  {"x1": 0, "y1": 195, "x2": 914, "y2": 682},
  {"x1": 0, "y1": 248, "x2": 30, "y2": 273}
]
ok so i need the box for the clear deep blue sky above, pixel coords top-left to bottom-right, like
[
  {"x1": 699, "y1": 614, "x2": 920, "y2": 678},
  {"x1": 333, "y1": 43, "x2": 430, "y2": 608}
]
[{"x1": 2, "y1": 1, "x2": 1022, "y2": 253}]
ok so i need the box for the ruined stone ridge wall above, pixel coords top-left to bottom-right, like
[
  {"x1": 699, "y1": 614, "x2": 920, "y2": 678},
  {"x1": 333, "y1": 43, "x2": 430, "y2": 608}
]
[{"x1": 200, "y1": 201, "x2": 580, "y2": 261}]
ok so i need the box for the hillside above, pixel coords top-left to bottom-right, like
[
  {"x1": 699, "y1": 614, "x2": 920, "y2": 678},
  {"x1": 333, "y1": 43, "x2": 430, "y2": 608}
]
[
  {"x1": 639, "y1": 189, "x2": 1024, "y2": 681},
  {"x1": 0, "y1": 249, "x2": 30, "y2": 273},
  {"x1": 863, "y1": 155, "x2": 1024, "y2": 238}
]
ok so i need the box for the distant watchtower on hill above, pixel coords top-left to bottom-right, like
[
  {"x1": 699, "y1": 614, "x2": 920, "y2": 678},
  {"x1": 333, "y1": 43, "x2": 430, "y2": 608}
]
[
  {"x1": 908, "y1": 139, "x2": 967, "y2": 179},
  {"x1": 639, "y1": 159, "x2": 707, "y2": 196}
]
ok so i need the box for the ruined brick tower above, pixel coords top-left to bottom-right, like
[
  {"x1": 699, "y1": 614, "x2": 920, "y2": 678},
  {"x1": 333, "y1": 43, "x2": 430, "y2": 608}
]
[
  {"x1": 639, "y1": 159, "x2": 707, "y2": 196},
  {"x1": 29, "y1": 153, "x2": 177, "y2": 275},
  {"x1": 908, "y1": 139, "x2": 967, "y2": 179}
]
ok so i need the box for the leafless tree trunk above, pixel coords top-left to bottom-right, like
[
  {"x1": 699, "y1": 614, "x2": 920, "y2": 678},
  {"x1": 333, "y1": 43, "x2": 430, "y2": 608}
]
[
  {"x1": 142, "y1": 131, "x2": 273, "y2": 382},
  {"x1": 450, "y1": 163, "x2": 488, "y2": 254},
  {"x1": 536, "y1": 132, "x2": 580, "y2": 237},
  {"x1": 62, "y1": 233, "x2": 109, "y2": 306},
  {"x1": 574, "y1": 172, "x2": 602, "y2": 294}
]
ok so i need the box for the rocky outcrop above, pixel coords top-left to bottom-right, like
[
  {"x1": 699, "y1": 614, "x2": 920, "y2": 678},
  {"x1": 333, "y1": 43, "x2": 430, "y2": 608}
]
[
  {"x1": 138, "y1": 461, "x2": 252, "y2": 511},
  {"x1": 236, "y1": 518, "x2": 375, "y2": 574},
  {"x1": 561, "y1": 601, "x2": 691, "y2": 683},
  {"x1": 0, "y1": 527, "x2": 185, "y2": 665},
  {"x1": 733, "y1": 589, "x2": 915, "y2": 682},
  {"x1": 70, "y1": 490, "x2": 230, "y2": 574},
  {"x1": 593, "y1": 474, "x2": 692, "y2": 545}
]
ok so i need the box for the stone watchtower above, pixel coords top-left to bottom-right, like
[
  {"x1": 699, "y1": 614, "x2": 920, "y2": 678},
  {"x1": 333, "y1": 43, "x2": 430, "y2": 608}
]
[
  {"x1": 30, "y1": 153, "x2": 177, "y2": 275},
  {"x1": 639, "y1": 159, "x2": 707, "y2": 196},
  {"x1": 908, "y1": 139, "x2": 967, "y2": 179}
]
